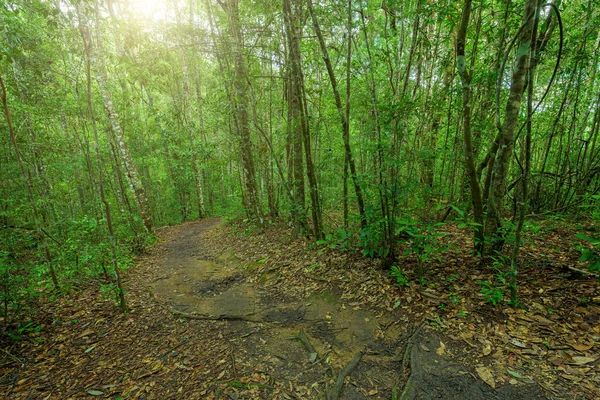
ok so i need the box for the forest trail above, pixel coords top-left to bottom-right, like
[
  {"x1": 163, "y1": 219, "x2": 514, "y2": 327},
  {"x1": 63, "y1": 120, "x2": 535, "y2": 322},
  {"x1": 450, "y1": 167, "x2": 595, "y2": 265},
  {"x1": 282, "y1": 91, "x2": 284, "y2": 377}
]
[
  {"x1": 144, "y1": 219, "x2": 551, "y2": 399},
  {"x1": 149, "y1": 218, "x2": 404, "y2": 398}
]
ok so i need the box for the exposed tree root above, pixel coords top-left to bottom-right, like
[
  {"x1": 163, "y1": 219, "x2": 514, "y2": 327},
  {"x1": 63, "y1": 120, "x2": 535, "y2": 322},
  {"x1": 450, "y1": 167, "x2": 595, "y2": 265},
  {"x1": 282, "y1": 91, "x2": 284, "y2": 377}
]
[
  {"x1": 327, "y1": 350, "x2": 363, "y2": 400},
  {"x1": 297, "y1": 330, "x2": 317, "y2": 356},
  {"x1": 400, "y1": 326, "x2": 425, "y2": 400},
  {"x1": 171, "y1": 308, "x2": 259, "y2": 322},
  {"x1": 561, "y1": 265, "x2": 600, "y2": 278}
]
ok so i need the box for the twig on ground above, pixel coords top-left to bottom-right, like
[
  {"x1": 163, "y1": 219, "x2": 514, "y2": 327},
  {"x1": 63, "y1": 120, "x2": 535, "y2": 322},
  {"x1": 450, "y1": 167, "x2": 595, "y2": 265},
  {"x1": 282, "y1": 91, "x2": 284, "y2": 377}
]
[
  {"x1": 561, "y1": 265, "x2": 600, "y2": 278},
  {"x1": 0, "y1": 347, "x2": 23, "y2": 366},
  {"x1": 230, "y1": 348, "x2": 238, "y2": 380},
  {"x1": 157, "y1": 338, "x2": 190, "y2": 359},
  {"x1": 240, "y1": 329, "x2": 260, "y2": 338}
]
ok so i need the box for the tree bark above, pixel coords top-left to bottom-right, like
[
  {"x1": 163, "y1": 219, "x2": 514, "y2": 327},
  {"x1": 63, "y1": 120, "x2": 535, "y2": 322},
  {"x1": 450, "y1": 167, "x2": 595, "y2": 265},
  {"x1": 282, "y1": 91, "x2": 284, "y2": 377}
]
[
  {"x1": 79, "y1": 22, "x2": 128, "y2": 312},
  {"x1": 283, "y1": 0, "x2": 323, "y2": 239}
]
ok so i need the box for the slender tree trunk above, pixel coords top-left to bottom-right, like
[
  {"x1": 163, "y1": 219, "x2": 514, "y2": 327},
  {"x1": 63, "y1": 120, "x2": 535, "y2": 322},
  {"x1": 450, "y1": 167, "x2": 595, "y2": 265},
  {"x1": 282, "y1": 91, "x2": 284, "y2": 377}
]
[
  {"x1": 284, "y1": 8, "x2": 306, "y2": 231},
  {"x1": 510, "y1": 0, "x2": 541, "y2": 305},
  {"x1": 283, "y1": 0, "x2": 323, "y2": 239},
  {"x1": 456, "y1": 0, "x2": 485, "y2": 253},
  {"x1": 84, "y1": 18, "x2": 153, "y2": 233},
  {"x1": 213, "y1": 0, "x2": 262, "y2": 221},
  {"x1": 192, "y1": 69, "x2": 207, "y2": 219},
  {"x1": 485, "y1": 0, "x2": 537, "y2": 252},
  {"x1": 402, "y1": 1, "x2": 421, "y2": 97},
  {"x1": 79, "y1": 26, "x2": 128, "y2": 312},
  {"x1": 308, "y1": 0, "x2": 366, "y2": 228},
  {"x1": 1, "y1": 75, "x2": 59, "y2": 290},
  {"x1": 358, "y1": 4, "x2": 394, "y2": 264},
  {"x1": 343, "y1": 0, "x2": 352, "y2": 230}
]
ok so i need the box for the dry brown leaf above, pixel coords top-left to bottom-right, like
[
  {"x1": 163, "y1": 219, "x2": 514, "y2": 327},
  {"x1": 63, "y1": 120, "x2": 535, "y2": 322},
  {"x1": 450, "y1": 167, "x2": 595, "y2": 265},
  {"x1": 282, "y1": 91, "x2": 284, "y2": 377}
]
[
  {"x1": 532, "y1": 315, "x2": 553, "y2": 325},
  {"x1": 476, "y1": 366, "x2": 495, "y2": 388},
  {"x1": 560, "y1": 373, "x2": 582, "y2": 382},
  {"x1": 570, "y1": 342, "x2": 594, "y2": 351},
  {"x1": 569, "y1": 356, "x2": 596, "y2": 365},
  {"x1": 511, "y1": 338, "x2": 528, "y2": 348},
  {"x1": 79, "y1": 328, "x2": 96, "y2": 338},
  {"x1": 482, "y1": 340, "x2": 492, "y2": 356},
  {"x1": 436, "y1": 341, "x2": 446, "y2": 356}
]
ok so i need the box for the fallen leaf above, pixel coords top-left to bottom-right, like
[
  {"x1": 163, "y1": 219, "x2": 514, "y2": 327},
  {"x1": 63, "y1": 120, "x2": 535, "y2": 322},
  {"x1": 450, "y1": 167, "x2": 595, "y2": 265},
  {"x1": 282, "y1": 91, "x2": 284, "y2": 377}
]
[
  {"x1": 560, "y1": 374, "x2": 582, "y2": 382},
  {"x1": 569, "y1": 356, "x2": 596, "y2": 365},
  {"x1": 570, "y1": 342, "x2": 594, "y2": 351},
  {"x1": 507, "y1": 369, "x2": 524, "y2": 379},
  {"x1": 482, "y1": 340, "x2": 492, "y2": 356},
  {"x1": 79, "y1": 329, "x2": 96, "y2": 338},
  {"x1": 152, "y1": 361, "x2": 162, "y2": 371},
  {"x1": 436, "y1": 341, "x2": 446, "y2": 356},
  {"x1": 87, "y1": 390, "x2": 104, "y2": 396},
  {"x1": 532, "y1": 315, "x2": 554, "y2": 325},
  {"x1": 476, "y1": 366, "x2": 495, "y2": 388}
]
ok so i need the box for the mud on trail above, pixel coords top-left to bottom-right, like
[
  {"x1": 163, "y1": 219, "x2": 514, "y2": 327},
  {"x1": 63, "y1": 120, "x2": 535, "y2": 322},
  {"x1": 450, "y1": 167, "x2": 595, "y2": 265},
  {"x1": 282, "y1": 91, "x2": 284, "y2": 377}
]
[{"x1": 2, "y1": 218, "x2": 587, "y2": 399}]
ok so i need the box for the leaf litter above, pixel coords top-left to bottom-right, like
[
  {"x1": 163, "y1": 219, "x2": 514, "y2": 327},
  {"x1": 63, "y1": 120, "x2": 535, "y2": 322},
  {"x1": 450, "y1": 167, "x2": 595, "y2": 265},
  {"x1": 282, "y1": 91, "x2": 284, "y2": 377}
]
[{"x1": 0, "y1": 218, "x2": 597, "y2": 399}]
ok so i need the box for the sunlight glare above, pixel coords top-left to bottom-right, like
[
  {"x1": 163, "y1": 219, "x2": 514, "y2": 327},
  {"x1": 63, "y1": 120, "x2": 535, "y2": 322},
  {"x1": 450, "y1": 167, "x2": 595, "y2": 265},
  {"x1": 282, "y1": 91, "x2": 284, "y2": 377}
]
[{"x1": 126, "y1": 0, "x2": 166, "y2": 21}]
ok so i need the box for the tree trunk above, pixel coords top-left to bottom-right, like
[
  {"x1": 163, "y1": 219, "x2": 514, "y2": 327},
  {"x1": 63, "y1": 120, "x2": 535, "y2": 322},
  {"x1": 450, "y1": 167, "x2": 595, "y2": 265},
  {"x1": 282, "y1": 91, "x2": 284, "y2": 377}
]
[
  {"x1": 485, "y1": 0, "x2": 537, "y2": 252},
  {"x1": 215, "y1": 0, "x2": 262, "y2": 222},
  {"x1": 308, "y1": 0, "x2": 366, "y2": 229},
  {"x1": 456, "y1": 0, "x2": 485, "y2": 253},
  {"x1": 85, "y1": 23, "x2": 153, "y2": 233},
  {"x1": 79, "y1": 23, "x2": 128, "y2": 312},
  {"x1": 283, "y1": 0, "x2": 323, "y2": 239},
  {"x1": 1, "y1": 75, "x2": 59, "y2": 290}
]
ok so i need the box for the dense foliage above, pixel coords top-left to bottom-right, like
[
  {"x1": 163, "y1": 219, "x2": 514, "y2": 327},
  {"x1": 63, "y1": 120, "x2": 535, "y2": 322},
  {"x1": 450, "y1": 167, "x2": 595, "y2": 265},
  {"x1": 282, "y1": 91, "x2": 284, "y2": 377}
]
[{"x1": 1, "y1": 0, "x2": 599, "y2": 315}]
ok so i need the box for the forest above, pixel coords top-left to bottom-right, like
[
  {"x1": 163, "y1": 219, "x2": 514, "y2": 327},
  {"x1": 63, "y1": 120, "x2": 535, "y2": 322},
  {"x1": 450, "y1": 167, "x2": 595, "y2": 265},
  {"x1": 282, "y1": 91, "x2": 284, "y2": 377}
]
[{"x1": 1, "y1": 0, "x2": 600, "y2": 398}]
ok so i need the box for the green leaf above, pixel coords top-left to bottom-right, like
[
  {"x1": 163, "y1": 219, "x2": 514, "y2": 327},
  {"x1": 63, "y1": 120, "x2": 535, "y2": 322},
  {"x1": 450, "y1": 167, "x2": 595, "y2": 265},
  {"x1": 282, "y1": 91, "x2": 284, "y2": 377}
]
[
  {"x1": 589, "y1": 258, "x2": 600, "y2": 273},
  {"x1": 575, "y1": 233, "x2": 600, "y2": 244},
  {"x1": 85, "y1": 345, "x2": 97, "y2": 353},
  {"x1": 507, "y1": 369, "x2": 524, "y2": 379},
  {"x1": 579, "y1": 249, "x2": 597, "y2": 262}
]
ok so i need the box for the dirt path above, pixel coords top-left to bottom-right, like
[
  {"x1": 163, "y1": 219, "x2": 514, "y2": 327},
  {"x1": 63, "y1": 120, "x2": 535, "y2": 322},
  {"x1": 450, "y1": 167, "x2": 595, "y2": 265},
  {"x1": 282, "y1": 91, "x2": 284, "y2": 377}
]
[
  {"x1": 150, "y1": 219, "x2": 405, "y2": 398},
  {"x1": 146, "y1": 219, "x2": 551, "y2": 399}
]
